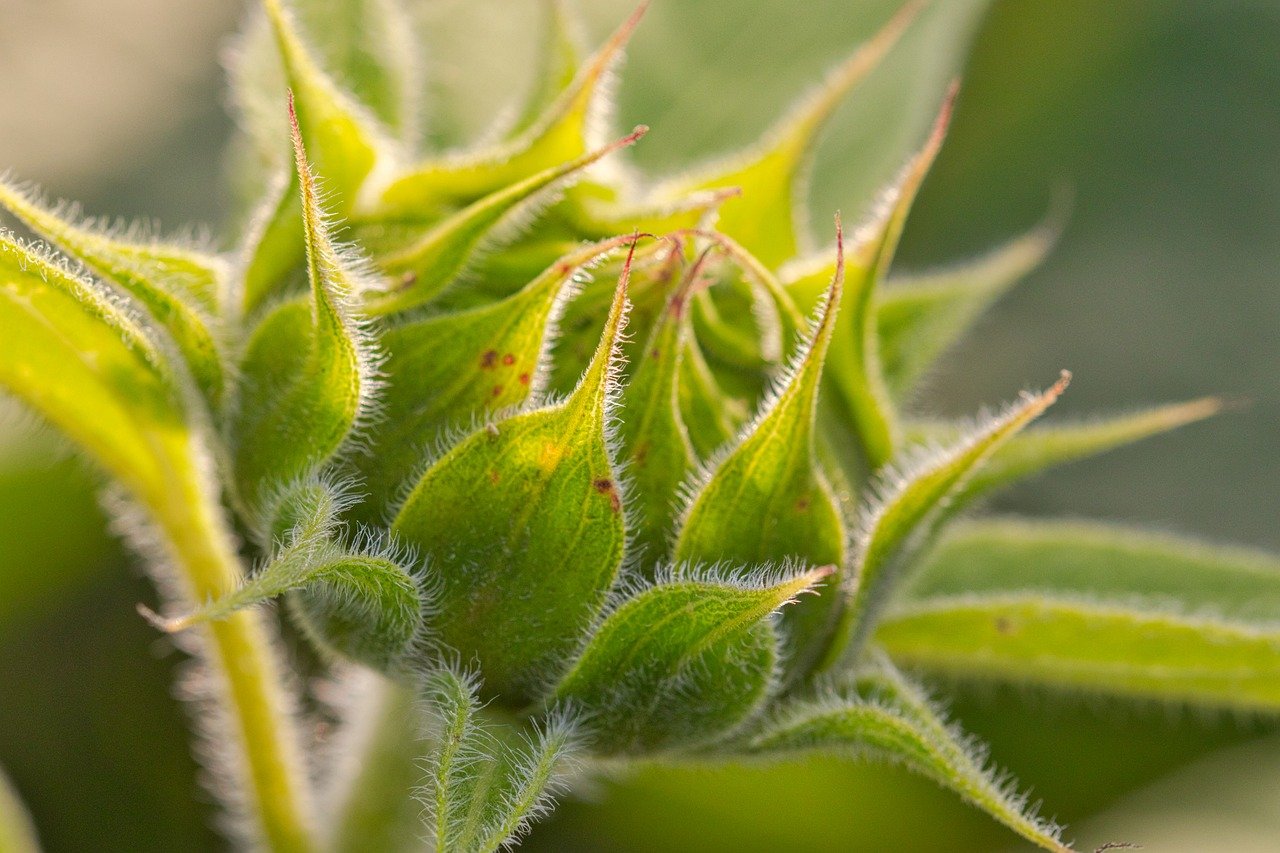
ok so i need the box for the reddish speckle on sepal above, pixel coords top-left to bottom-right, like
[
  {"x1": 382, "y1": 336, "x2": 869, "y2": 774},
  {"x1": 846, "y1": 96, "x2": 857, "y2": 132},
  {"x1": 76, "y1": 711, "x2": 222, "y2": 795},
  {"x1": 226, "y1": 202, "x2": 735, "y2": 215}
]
[{"x1": 480, "y1": 350, "x2": 498, "y2": 369}]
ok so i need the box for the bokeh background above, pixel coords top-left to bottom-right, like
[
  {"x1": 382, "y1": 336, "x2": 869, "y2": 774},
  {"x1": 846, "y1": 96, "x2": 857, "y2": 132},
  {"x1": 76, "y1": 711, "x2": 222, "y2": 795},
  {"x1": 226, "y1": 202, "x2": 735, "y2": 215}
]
[{"x1": 1, "y1": 0, "x2": 1278, "y2": 850}]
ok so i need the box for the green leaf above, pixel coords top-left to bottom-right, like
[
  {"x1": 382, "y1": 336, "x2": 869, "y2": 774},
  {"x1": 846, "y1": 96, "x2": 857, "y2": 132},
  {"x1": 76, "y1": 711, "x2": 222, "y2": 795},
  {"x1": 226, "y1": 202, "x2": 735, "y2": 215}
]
[
  {"x1": 825, "y1": 372, "x2": 1071, "y2": 666},
  {"x1": 374, "y1": 4, "x2": 646, "y2": 216},
  {"x1": 617, "y1": 248, "x2": 710, "y2": 562},
  {"x1": 674, "y1": 244, "x2": 847, "y2": 677},
  {"x1": 392, "y1": 258, "x2": 633, "y2": 703},
  {"x1": 878, "y1": 594, "x2": 1280, "y2": 713},
  {"x1": 145, "y1": 475, "x2": 421, "y2": 671},
  {"x1": 0, "y1": 234, "x2": 194, "y2": 511},
  {"x1": 786, "y1": 92, "x2": 955, "y2": 473},
  {"x1": 357, "y1": 235, "x2": 638, "y2": 516},
  {"x1": 367, "y1": 127, "x2": 649, "y2": 315},
  {"x1": 554, "y1": 567, "x2": 831, "y2": 754},
  {"x1": 905, "y1": 398, "x2": 1223, "y2": 514},
  {"x1": 0, "y1": 764, "x2": 38, "y2": 853},
  {"x1": 746, "y1": 659, "x2": 1069, "y2": 852},
  {"x1": 422, "y1": 670, "x2": 579, "y2": 853},
  {"x1": 905, "y1": 518, "x2": 1280, "y2": 620},
  {"x1": 0, "y1": 179, "x2": 228, "y2": 407},
  {"x1": 232, "y1": 106, "x2": 381, "y2": 509},
  {"x1": 883, "y1": 519, "x2": 1280, "y2": 710},
  {"x1": 877, "y1": 224, "x2": 1055, "y2": 400},
  {"x1": 655, "y1": 2, "x2": 919, "y2": 267}
]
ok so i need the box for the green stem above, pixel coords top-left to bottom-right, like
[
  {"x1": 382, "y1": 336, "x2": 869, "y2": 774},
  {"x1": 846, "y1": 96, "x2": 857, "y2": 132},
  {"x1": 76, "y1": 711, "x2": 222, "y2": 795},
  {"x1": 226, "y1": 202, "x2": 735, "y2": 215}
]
[
  {"x1": 157, "y1": 488, "x2": 315, "y2": 853},
  {"x1": 324, "y1": 672, "x2": 425, "y2": 853}
]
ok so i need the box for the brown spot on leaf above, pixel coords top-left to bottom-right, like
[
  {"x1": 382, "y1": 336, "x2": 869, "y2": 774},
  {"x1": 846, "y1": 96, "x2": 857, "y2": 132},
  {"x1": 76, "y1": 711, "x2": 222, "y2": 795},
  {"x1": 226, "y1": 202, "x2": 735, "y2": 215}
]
[
  {"x1": 995, "y1": 616, "x2": 1015, "y2": 635},
  {"x1": 480, "y1": 350, "x2": 498, "y2": 369},
  {"x1": 649, "y1": 347, "x2": 661, "y2": 360},
  {"x1": 593, "y1": 478, "x2": 622, "y2": 513},
  {"x1": 488, "y1": 470, "x2": 500, "y2": 484},
  {"x1": 794, "y1": 496, "x2": 811, "y2": 512}
]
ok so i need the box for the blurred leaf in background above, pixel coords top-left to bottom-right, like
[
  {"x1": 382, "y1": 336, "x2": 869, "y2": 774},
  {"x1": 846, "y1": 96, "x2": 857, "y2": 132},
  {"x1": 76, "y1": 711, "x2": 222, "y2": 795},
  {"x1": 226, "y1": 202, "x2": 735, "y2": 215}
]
[{"x1": 0, "y1": 1, "x2": 1277, "y2": 850}]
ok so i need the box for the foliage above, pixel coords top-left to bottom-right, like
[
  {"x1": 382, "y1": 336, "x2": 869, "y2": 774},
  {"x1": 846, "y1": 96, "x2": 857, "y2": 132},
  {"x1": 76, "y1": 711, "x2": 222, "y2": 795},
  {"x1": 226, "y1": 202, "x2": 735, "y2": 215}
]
[{"x1": 0, "y1": 1, "x2": 1275, "y2": 850}]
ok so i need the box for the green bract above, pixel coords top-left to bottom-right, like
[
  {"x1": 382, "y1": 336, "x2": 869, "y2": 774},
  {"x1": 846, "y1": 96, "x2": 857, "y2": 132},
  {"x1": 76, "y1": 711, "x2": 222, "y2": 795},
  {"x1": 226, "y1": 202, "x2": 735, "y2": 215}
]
[{"x1": 0, "y1": 2, "x2": 1274, "y2": 851}]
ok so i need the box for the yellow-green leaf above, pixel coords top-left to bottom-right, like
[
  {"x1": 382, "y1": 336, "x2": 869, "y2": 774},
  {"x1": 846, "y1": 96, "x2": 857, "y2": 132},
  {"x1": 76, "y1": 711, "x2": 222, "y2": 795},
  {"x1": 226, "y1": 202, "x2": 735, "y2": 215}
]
[
  {"x1": 905, "y1": 397, "x2": 1223, "y2": 514},
  {"x1": 0, "y1": 235, "x2": 193, "y2": 511},
  {"x1": 0, "y1": 179, "x2": 228, "y2": 407}
]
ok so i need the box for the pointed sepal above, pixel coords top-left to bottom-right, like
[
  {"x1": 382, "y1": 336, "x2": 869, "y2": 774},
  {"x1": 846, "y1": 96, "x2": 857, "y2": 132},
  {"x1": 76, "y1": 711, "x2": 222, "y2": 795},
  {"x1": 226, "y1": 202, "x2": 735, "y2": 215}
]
[
  {"x1": 368, "y1": 127, "x2": 648, "y2": 314},
  {"x1": 392, "y1": 255, "x2": 636, "y2": 703},
  {"x1": 618, "y1": 247, "x2": 711, "y2": 562},
  {"x1": 826, "y1": 372, "x2": 1071, "y2": 665},
  {"x1": 358, "y1": 235, "x2": 639, "y2": 515},
  {"x1": 675, "y1": 232, "x2": 847, "y2": 677},
  {"x1": 554, "y1": 566, "x2": 831, "y2": 754},
  {"x1": 656, "y1": 2, "x2": 920, "y2": 267},
  {"x1": 232, "y1": 104, "x2": 382, "y2": 509},
  {"x1": 421, "y1": 670, "x2": 580, "y2": 853},
  {"x1": 786, "y1": 90, "x2": 955, "y2": 471},
  {"x1": 746, "y1": 659, "x2": 1070, "y2": 852}
]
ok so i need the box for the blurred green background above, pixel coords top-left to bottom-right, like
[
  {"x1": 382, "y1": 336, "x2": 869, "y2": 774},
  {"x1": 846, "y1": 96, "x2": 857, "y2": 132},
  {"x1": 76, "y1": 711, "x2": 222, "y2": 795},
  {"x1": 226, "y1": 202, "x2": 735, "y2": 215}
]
[{"x1": 1, "y1": 0, "x2": 1278, "y2": 850}]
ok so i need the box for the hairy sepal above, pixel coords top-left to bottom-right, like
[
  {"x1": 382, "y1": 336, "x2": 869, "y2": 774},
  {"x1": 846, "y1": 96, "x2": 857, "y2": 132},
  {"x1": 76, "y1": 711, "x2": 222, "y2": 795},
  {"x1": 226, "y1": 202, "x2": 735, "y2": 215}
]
[
  {"x1": 145, "y1": 475, "x2": 421, "y2": 672},
  {"x1": 675, "y1": 238, "x2": 847, "y2": 679},
  {"x1": 367, "y1": 127, "x2": 649, "y2": 315},
  {"x1": 358, "y1": 235, "x2": 639, "y2": 517},
  {"x1": 826, "y1": 372, "x2": 1070, "y2": 666},
  {"x1": 392, "y1": 261, "x2": 634, "y2": 704},
  {"x1": 787, "y1": 91, "x2": 955, "y2": 474},
  {"x1": 232, "y1": 110, "x2": 382, "y2": 511},
  {"x1": 746, "y1": 658, "x2": 1070, "y2": 852},
  {"x1": 421, "y1": 669, "x2": 580, "y2": 853},
  {"x1": 654, "y1": 2, "x2": 921, "y2": 267},
  {"x1": 554, "y1": 565, "x2": 831, "y2": 755},
  {"x1": 0, "y1": 179, "x2": 229, "y2": 407}
]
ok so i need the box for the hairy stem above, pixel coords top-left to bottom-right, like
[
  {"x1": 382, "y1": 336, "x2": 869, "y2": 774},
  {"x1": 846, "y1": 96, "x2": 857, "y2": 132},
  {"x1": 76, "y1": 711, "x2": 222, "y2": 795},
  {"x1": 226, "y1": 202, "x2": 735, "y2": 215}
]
[{"x1": 156, "y1": 483, "x2": 315, "y2": 852}]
